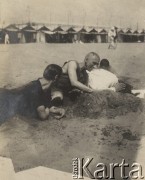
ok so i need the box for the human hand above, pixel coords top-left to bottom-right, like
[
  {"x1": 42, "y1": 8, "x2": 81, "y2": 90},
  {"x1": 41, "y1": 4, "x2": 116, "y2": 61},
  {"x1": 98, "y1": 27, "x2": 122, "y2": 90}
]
[{"x1": 50, "y1": 106, "x2": 65, "y2": 119}]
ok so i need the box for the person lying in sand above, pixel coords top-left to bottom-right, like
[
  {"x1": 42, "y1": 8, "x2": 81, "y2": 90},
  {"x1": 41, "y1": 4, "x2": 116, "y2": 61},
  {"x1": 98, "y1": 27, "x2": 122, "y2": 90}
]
[
  {"x1": 0, "y1": 64, "x2": 65, "y2": 123},
  {"x1": 87, "y1": 59, "x2": 145, "y2": 98},
  {"x1": 50, "y1": 52, "x2": 125, "y2": 106},
  {"x1": 86, "y1": 59, "x2": 119, "y2": 91}
]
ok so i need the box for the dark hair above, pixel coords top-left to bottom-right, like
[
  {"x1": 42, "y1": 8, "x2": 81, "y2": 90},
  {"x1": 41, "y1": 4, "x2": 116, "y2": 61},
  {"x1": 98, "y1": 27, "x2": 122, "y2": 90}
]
[
  {"x1": 43, "y1": 64, "x2": 62, "y2": 80},
  {"x1": 100, "y1": 59, "x2": 110, "y2": 68}
]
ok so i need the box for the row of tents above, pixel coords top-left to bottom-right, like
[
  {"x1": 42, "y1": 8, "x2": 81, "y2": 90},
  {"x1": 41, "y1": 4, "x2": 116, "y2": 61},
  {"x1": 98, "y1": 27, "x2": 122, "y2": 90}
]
[{"x1": 1, "y1": 24, "x2": 145, "y2": 44}]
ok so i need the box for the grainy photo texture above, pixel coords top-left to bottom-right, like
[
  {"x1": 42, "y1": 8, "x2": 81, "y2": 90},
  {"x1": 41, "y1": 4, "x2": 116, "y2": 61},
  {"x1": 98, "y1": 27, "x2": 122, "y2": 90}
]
[{"x1": 0, "y1": 0, "x2": 145, "y2": 179}]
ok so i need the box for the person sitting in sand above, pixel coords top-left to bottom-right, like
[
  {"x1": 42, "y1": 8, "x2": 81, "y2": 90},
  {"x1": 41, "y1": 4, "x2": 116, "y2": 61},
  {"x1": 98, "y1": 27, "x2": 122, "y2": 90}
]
[
  {"x1": 51, "y1": 52, "x2": 125, "y2": 106},
  {"x1": 0, "y1": 64, "x2": 65, "y2": 123}
]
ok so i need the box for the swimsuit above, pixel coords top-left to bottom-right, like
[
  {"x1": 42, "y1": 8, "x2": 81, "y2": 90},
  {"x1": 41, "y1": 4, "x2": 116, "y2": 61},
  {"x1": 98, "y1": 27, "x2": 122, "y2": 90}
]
[
  {"x1": 0, "y1": 80, "x2": 51, "y2": 123},
  {"x1": 52, "y1": 60, "x2": 84, "y2": 94}
]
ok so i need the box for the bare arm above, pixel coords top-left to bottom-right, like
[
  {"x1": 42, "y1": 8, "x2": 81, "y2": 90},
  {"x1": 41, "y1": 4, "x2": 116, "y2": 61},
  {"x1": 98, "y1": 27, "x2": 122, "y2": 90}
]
[{"x1": 67, "y1": 61, "x2": 93, "y2": 93}]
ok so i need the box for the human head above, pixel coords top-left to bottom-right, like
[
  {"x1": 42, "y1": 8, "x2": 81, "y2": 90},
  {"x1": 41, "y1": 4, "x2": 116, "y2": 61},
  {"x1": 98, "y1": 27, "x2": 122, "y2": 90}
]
[
  {"x1": 100, "y1": 59, "x2": 110, "y2": 70},
  {"x1": 43, "y1": 64, "x2": 62, "y2": 81},
  {"x1": 84, "y1": 52, "x2": 100, "y2": 71}
]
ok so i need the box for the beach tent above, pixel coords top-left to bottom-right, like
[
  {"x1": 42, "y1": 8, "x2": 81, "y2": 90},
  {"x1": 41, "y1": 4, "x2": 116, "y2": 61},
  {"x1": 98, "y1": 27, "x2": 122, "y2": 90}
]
[
  {"x1": 87, "y1": 28, "x2": 98, "y2": 43},
  {"x1": 66, "y1": 27, "x2": 77, "y2": 43},
  {"x1": 39, "y1": 25, "x2": 56, "y2": 43},
  {"x1": 21, "y1": 25, "x2": 37, "y2": 43},
  {"x1": 131, "y1": 30, "x2": 144, "y2": 42},
  {"x1": 131, "y1": 30, "x2": 140, "y2": 42},
  {"x1": 77, "y1": 27, "x2": 89, "y2": 43},
  {"x1": 43, "y1": 30, "x2": 56, "y2": 43},
  {"x1": 5, "y1": 24, "x2": 19, "y2": 43},
  {"x1": 98, "y1": 29, "x2": 108, "y2": 43},
  {"x1": 36, "y1": 26, "x2": 51, "y2": 43},
  {"x1": 36, "y1": 26, "x2": 47, "y2": 43},
  {"x1": 72, "y1": 27, "x2": 82, "y2": 43},
  {"x1": 117, "y1": 29, "x2": 124, "y2": 42},
  {"x1": 53, "y1": 26, "x2": 68, "y2": 43},
  {"x1": 15, "y1": 24, "x2": 27, "y2": 43},
  {"x1": 123, "y1": 28, "x2": 133, "y2": 42}
]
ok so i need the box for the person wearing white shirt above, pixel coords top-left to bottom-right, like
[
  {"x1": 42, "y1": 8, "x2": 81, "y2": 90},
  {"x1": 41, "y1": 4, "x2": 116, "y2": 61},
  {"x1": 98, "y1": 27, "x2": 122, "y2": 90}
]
[
  {"x1": 87, "y1": 59, "x2": 118, "y2": 91},
  {"x1": 87, "y1": 59, "x2": 145, "y2": 98}
]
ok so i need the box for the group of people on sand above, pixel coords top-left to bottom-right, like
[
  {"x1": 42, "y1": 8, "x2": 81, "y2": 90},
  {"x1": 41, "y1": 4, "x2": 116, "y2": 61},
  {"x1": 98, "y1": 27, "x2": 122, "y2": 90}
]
[{"x1": 0, "y1": 51, "x2": 140, "y2": 123}]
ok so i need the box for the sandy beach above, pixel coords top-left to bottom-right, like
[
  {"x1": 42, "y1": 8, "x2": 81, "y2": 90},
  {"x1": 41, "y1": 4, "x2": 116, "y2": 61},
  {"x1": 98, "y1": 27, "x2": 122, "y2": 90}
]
[{"x1": 0, "y1": 43, "x2": 145, "y2": 179}]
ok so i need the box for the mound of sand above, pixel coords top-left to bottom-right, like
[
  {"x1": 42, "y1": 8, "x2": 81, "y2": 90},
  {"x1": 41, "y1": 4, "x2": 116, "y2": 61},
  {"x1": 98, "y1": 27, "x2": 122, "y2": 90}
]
[{"x1": 65, "y1": 90, "x2": 143, "y2": 119}]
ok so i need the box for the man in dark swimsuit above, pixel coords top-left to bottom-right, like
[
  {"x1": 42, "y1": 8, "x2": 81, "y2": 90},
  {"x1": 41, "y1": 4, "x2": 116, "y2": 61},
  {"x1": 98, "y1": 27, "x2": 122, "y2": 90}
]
[{"x1": 51, "y1": 52, "x2": 100, "y2": 106}]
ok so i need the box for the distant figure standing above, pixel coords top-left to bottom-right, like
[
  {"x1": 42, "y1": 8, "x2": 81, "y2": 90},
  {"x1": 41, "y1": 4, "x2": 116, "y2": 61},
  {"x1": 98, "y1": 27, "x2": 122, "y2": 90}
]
[
  {"x1": 5, "y1": 33, "x2": 10, "y2": 44},
  {"x1": 114, "y1": 27, "x2": 118, "y2": 44},
  {"x1": 108, "y1": 27, "x2": 116, "y2": 49}
]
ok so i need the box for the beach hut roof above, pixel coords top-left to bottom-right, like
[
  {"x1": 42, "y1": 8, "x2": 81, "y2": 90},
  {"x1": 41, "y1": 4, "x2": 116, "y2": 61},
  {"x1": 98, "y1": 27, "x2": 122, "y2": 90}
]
[
  {"x1": 31, "y1": 25, "x2": 38, "y2": 30},
  {"x1": 67, "y1": 27, "x2": 76, "y2": 33},
  {"x1": 79, "y1": 27, "x2": 87, "y2": 33},
  {"x1": 89, "y1": 28, "x2": 98, "y2": 33},
  {"x1": 98, "y1": 28, "x2": 108, "y2": 33},
  {"x1": 125, "y1": 28, "x2": 133, "y2": 34},
  {"x1": 5, "y1": 24, "x2": 19, "y2": 32},
  {"x1": 22, "y1": 25, "x2": 36, "y2": 32},
  {"x1": 133, "y1": 30, "x2": 139, "y2": 34},
  {"x1": 38, "y1": 26, "x2": 50, "y2": 31},
  {"x1": 53, "y1": 26, "x2": 68, "y2": 34},
  {"x1": 118, "y1": 29, "x2": 124, "y2": 34},
  {"x1": 53, "y1": 26, "x2": 64, "y2": 32}
]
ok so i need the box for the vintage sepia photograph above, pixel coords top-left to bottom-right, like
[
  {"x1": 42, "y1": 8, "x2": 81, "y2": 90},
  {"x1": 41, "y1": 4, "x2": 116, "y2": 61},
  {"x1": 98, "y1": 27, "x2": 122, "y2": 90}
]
[{"x1": 0, "y1": 0, "x2": 145, "y2": 179}]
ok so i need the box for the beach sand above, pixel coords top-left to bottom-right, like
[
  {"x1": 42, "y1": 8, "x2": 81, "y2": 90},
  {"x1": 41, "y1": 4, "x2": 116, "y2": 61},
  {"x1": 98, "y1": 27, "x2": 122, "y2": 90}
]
[{"x1": 0, "y1": 43, "x2": 145, "y2": 178}]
